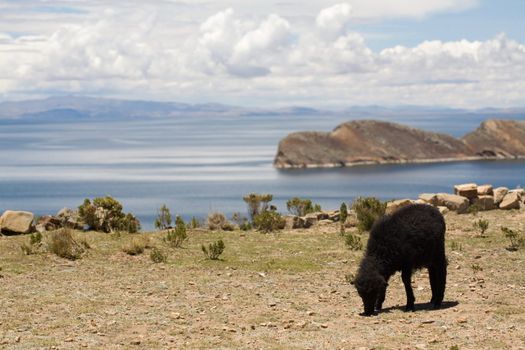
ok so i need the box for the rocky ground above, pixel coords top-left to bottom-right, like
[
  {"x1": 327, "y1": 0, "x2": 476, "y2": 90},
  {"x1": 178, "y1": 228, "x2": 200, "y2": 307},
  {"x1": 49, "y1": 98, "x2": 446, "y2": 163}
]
[{"x1": 0, "y1": 209, "x2": 524, "y2": 350}]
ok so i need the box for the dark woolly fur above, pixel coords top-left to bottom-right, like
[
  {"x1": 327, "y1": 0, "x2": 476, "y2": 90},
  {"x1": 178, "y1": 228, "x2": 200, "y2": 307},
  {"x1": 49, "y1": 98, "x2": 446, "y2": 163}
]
[{"x1": 354, "y1": 204, "x2": 447, "y2": 316}]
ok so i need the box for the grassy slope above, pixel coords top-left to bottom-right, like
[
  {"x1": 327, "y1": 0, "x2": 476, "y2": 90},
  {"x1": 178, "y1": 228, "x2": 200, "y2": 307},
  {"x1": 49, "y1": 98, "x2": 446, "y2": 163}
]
[{"x1": 0, "y1": 210, "x2": 524, "y2": 349}]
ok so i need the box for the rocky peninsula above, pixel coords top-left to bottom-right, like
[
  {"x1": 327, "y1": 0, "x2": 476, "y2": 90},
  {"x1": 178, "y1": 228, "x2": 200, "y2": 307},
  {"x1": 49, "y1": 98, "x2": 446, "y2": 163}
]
[{"x1": 274, "y1": 119, "x2": 525, "y2": 169}]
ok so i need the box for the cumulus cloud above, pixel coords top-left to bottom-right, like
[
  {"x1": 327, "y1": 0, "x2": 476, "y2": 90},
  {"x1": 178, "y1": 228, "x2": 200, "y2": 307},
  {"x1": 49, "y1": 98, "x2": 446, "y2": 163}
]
[
  {"x1": 316, "y1": 3, "x2": 352, "y2": 40},
  {"x1": 0, "y1": 2, "x2": 524, "y2": 108}
]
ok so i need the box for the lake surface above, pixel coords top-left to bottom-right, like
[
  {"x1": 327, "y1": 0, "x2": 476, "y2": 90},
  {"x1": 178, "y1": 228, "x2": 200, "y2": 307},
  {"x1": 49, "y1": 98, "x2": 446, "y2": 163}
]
[{"x1": 0, "y1": 112, "x2": 524, "y2": 230}]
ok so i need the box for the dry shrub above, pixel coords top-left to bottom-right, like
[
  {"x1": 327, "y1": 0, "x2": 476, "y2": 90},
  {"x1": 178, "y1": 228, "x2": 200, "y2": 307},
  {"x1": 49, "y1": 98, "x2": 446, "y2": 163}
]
[
  {"x1": 207, "y1": 212, "x2": 234, "y2": 231},
  {"x1": 47, "y1": 228, "x2": 85, "y2": 260},
  {"x1": 122, "y1": 236, "x2": 150, "y2": 256}
]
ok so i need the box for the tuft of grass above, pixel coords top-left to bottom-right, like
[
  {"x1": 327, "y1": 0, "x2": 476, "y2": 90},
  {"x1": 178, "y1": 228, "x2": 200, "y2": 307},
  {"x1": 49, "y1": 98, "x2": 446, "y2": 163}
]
[
  {"x1": 122, "y1": 237, "x2": 150, "y2": 256},
  {"x1": 20, "y1": 232, "x2": 43, "y2": 255},
  {"x1": 344, "y1": 232, "x2": 363, "y2": 251},
  {"x1": 501, "y1": 226, "x2": 524, "y2": 251},
  {"x1": 450, "y1": 240, "x2": 463, "y2": 252},
  {"x1": 473, "y1": 219, "x2": 489, "y2": 236},
  {"x1": 47, "y1": 228, "x2": 85, "y2": 260},
  {"x1": 150, "y1": 247, "x2": 167, "y2": 263},
  {"x1": 202, "y1": 239, "x2": 225, "y2": 260}
]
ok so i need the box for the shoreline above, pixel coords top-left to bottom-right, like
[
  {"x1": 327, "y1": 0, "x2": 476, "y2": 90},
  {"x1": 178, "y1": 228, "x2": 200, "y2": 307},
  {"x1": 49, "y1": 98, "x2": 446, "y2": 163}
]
[{"x1": 274, "y1": 155, "x2": 525, "y2": 170}]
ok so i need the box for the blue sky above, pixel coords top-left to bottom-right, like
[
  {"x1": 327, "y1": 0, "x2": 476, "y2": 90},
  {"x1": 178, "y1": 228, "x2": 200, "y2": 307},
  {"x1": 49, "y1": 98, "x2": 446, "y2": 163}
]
[
  {"x1": 0, "y1": 0, "x2": 524, "y2": 108},
  {"x1": 354, "y1": 0, "x2": 525, "y2": 51}
]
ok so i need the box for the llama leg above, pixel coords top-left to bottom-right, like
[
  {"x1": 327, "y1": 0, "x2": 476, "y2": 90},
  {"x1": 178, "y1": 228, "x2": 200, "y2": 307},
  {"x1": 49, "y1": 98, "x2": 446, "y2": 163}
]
[
  {"x1": 428, "y1": 266, "x2": 437, "y2": 305},
  {"x1": 401, "y1": 267, "x2": 415, "y2": 312},
  {"x1": 376, "y1": 281, "x2": 388, "y2": 311},
  {"x1": 432, "y1": 255, "x2": 447, "y2": 309}
]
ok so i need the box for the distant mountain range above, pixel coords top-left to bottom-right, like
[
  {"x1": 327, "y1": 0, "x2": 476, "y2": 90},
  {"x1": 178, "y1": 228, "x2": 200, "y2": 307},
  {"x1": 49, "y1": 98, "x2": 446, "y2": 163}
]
[{"x1": 1, "y1": 96, "x2": 525, "y2": 123}]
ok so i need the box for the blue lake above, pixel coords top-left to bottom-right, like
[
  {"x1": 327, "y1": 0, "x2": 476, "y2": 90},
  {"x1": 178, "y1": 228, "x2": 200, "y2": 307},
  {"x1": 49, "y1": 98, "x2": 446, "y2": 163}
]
[{"x1": 0, "y1": 112, "x2": 524, "y2": 230}]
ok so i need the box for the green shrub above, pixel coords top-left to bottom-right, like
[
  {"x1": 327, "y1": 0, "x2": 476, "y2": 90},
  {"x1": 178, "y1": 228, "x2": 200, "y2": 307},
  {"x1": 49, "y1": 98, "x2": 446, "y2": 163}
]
[
  {"x1": 202, "y1": 240, "x2": 225, "y2": 260},
  {"x1": 339, "y1": 202, "x2": 348, "y2": 235},
  {"x1": 473, "y1": 219, "x2": 489, "y2": 236},
  {"x1": 501, "y1": 226, "x2": 524, "y2": 251},
  {"x1": 243, "y1": 193, "x2": 273, "y2": 221},
  {"x1": 165, "y1": 216, "x2": 187, "y2": 248},
  {"x1": 150, "y1": 247, "x2": 167, "y2": 263},
  {"x1": 20, "y1": 232, "x2": 43, "y2": 255},
  {"x1": 154, "y1": 204, "x2": 172, "y2": 230},
  {"x1": 450, "y1": 240, "x2": 463, "y2": 252},
  {"x1": 47, "y1": 228, "x2": 85, "y2": 260},
  {"x1": 344, "y1": 232, "x2": 363, "y2": 251},
  {"x1": 78, "y1": 196, "x2": 141, "y2": 233},
  {"x1": 286, "y1": 197, "x2": 319, "y2": 217},
  {"x1": 352, "y1": 197, "x2": 386, "y2": 232},
  {"x1": 189, "y1": 216, "x2": 201, "y2": 229},
  {"x1": 253, "y1": 211, "x2": 286, "y2": 233}
]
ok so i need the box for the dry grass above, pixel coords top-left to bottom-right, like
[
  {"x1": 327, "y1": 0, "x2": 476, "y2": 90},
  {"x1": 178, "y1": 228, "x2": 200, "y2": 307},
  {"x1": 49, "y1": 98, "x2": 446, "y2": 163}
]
[{"x1": 0, "y1": 209, "x2": 524, "y2": 349}]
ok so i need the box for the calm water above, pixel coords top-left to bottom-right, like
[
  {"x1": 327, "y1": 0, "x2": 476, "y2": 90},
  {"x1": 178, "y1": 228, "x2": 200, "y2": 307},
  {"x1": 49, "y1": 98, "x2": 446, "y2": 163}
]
[{"x1": 0, "y1": 112, "x2": 524, "y2": 230}]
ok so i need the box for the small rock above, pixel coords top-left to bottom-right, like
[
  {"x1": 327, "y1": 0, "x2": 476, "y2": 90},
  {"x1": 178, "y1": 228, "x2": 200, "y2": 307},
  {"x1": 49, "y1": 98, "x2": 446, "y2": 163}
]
[
  {"x1": 421, "y1": 320, "x2": 435, "y2": 324},
  {"x1": 457, "y1": 318, "x2": 468, "y2": 324},
  {"x1": 131, "y1": 340, "x2": 141, "y2": 345}
]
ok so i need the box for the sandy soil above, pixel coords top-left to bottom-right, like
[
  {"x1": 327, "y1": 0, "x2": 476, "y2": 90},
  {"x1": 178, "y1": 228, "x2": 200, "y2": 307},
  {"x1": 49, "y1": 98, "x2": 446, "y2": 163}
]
[{"x1": 1, "y1": 209, "x2": 524, "y2": 349}]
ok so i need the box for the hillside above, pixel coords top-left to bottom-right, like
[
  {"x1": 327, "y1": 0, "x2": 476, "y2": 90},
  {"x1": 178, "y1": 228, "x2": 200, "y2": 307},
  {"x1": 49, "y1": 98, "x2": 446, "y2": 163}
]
[{"x1": 274, "y1": 119, "x2": 525, "y2": 168}]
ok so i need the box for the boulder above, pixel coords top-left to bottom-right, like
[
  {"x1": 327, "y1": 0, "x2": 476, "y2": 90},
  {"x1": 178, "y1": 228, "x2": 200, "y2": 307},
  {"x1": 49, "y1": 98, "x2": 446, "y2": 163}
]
[
  {"x1": 385, "y1": 199, "x2": 414, "y2": 215},
  {"x1": 493, "y1": 187, "x2": 509, "y2": 205},
  {"x1": 499, "y1": 192, "x2": 521, "y2": 210},
  {"x1": 509, "y1": 188, "x2": 525, "y2": 200},
  {"x1": 0, "y1": 210, "x2": 35, "y2": 234},
  {"x1": 477, "y1": 184, "x2": 494, "y2": 196},
  {"x1": 56, "y1": 208, "x2": 83, "y2": 229},
  {"x1": 437, "y1": 206, "x2": 450, "y2": 215},
  {"x1": 471, "y1": 195, "x2": 496, "y2": 211},
  {"x1": 419, "y1": 193, "x2": 438, "y2": 206},
  {"x1": 37, "y1": 215, "x2": 61, "y2": 231},
  {"x1": 326, "y1": 210, "x2": 340, "y2": 222},
  {"x1": 454, "y1": 183, "x2": 478, "y2": 200},
  {"x1": 303, "y1": 213, "x2": 318, "y2": 227},
  {"x1": 315, "y1": 212, "x2": 330, "y2": 221},
  {"x1": 436, "y1": 193, "x2": 470, "y2": 214},
  {"x1": 291, "y1": 216, "x2": 315, "y2": 229}
]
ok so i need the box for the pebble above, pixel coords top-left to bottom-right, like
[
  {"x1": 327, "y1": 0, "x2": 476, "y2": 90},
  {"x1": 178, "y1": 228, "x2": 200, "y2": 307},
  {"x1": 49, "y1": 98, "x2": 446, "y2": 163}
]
[{"x1": 421, "y1": 320, "x2": 435, "y2": 324}]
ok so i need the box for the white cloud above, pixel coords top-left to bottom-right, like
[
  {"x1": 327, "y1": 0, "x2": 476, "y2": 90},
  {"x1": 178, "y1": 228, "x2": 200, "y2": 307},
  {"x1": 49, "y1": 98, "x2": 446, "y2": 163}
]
[
  {"x1": 316, "y1": 3, "x2": 352, "y2": 40},
  {"x1": 1, "y1": 1, "x2": 525, "y2": 108}
]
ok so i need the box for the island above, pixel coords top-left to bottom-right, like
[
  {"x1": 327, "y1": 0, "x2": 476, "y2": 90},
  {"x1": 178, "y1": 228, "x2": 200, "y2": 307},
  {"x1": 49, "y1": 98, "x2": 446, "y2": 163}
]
[{"x1": 274, "y1": 119, "x2": 525, "y2": 169}]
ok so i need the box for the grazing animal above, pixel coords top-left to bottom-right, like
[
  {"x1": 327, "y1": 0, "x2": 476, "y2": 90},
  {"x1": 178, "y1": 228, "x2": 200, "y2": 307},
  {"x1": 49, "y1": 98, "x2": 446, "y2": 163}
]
[{"x1": 354, "y1": 204, "x2": 447, "y2": 316}]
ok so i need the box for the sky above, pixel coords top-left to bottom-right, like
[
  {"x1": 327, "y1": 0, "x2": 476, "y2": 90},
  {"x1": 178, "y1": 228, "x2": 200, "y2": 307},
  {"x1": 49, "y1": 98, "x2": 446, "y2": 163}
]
[{"x1": 0, "y1": 0, "x2": 524, "y2": 108}]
